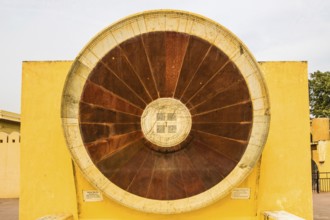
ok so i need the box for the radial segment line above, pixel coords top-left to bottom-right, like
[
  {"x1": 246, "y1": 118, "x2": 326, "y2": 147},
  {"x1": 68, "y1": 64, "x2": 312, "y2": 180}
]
[
  {"x1": 106, "y1": 146, "x2": 142, "y2": 180},
  {"x1": 172, "y1": 35, "x2": 191, "y2": 98},
  {"x1": 189, "y1": 78, "x2": 245, "y2": 111},
  {"x1": 146, "y1": 153, "x2": 157, "y2": 198},
  {"x1": 191, "y1": 129, "x2": 248, "y2": 144},
  {"x1": 184, "y1": 57, "x2": 232, "y2": 105},
  {"x1": 192, "y1": 121, "x2": 252, "y2": 125},
  {"x1": 80, "y1": 121, "x2": 140, "y2": 125},
  {"x1": 141, "y1": 34, "x2": 160, "y2": 98},
  {"x1": 118, "y1": 45, "x2": 154, "y2": 101},
  {"x1": 80, "y1": 100, "x2": 142, "y2": 118},
  {"x1": 99, "y1": 136, "x2": 144, "y2": 162},
  {"x1": 191, "y1": 99, "x2": 251, "y2": 117},
  {"x1": 181, "y1": 150, "x2": 207, "y2": 191},
  {"x1": 165, "y1": 154, "x2": 175, "y2": 199},
  {"x1": 86, "y1": 80, "x2": 144, "y2": 111},
  {"x1": 173, "y1": 153, "x2": 188, "y2": 198},
  {"x1": 87, "y1": 48, "x2": 148, "y2": 106},
  {"x1": 85, "y1": 130, "x2": 143, "y2": 148},
  {"x1": 185, "y1": 143, "x2": 226, "y2": 179},
  {"x1": 100, "y1": 60, "x2": 148, "y2": 105},
  {"x1": 179, "y1": 44, "x2": 213, "y2": 100},
  {"x1": 126, "y1": 149, "x2": 152, "y2": 191},
  {"x1": 193, "y1": 139, "x2": 240, "y2": 163}
]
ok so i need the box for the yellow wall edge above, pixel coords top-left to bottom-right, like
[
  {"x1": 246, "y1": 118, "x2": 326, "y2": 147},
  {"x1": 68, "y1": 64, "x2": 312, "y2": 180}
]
[{"x1": 20, "y1": 61, "x2": 78, "y2": 220}]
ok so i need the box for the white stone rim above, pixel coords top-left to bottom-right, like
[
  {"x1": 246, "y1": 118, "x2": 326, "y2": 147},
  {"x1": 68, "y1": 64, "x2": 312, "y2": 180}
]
[{"x1": 61, "y1": 9, "x2": 270, "y2": 214}]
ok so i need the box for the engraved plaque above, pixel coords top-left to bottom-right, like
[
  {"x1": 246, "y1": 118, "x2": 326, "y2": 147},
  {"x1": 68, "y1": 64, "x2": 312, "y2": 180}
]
[
  {"x1": 83, "y1": 190, "x2": 103, "y2": 202},
  {"x1": 231, "y1": 188, "x2": 251, "y2": 200}
]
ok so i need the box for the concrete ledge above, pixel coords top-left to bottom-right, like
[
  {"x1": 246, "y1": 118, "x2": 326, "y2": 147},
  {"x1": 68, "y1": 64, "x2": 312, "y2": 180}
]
[
  {"x1": 263, "y1": 211, "x2": 304, "y2": 220},
  {"x1": 0, "y1": 110, "x2": 20, "y2": 123}
]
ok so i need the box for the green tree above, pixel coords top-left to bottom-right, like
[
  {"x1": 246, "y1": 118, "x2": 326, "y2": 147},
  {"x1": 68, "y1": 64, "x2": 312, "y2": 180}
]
[{"x1": 309, "y1": 71, "x2": 330, "y2": 117}]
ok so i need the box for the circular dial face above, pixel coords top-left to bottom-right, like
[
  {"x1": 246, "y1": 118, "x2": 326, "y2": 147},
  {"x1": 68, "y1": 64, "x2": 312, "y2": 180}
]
[
  {"x1": 62, "y1": 10, "x2": 270, "y2": 214},
  {"x1": 79, "y1": 31, "x2": 252, "y2": 200}
]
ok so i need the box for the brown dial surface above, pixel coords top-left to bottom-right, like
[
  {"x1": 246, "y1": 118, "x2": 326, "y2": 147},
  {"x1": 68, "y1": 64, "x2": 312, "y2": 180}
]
[{"x1": 79, "y1": 31, "x2": 252, "y2": 200}]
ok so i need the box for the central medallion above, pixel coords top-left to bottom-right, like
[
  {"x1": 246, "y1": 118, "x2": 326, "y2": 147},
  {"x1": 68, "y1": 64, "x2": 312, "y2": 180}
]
[{"x1": 141, "y1": 98, "x2": 192, "y2": 148}]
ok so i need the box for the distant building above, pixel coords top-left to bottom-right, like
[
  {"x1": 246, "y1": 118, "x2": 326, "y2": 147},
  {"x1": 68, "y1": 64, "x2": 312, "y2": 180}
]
[
  {"x1": 311, "y1": 118, "x2": 330, "y2": 192},
  {"x1": 0, "y1": 110, "x2": 20, "y2": 198}
]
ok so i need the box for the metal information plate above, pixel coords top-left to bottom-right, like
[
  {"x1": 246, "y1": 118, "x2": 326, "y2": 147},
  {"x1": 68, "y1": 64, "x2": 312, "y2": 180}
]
[
  {"x1": 83, "y1": 190, "x2": 103, "y2": 202},
  {"x1": 231, "y1": 188, "x2": 251, "y2": 199}
]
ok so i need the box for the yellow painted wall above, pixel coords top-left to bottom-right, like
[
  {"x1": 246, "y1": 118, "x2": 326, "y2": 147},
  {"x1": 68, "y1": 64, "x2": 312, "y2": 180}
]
[
  {"x1": 257, "y1": 61, "x2": 313, "y2": 219},
  {"x1": 20, "y1": 61, "x2": 312, "y2": 220},
  {"x1": 0, "y1": 131, "x2": 20, "y2": 198},
  {"x1": 20, "y1": 61, "x2": 78, "y2": 220},
  {"x1": 75, "y1": 162, "x2": 260, "y2": 220}
]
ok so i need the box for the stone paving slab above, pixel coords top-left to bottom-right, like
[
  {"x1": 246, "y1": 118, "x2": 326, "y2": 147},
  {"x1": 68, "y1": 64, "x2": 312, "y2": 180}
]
[
  {"x1": 0, "y1": 198, "x2": 18, "y2": 220},
  {"x1": 313, "y1": 192, "x2": 330, "y2": 220}
]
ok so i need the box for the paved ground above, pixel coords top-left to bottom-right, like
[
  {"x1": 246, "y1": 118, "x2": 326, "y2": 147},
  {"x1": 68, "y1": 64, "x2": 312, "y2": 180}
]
[
  {"x1": 313, "y1": 192, "x2": 330, "y2": 220},
  {"x1": 0, "y1": 194, "x2": 329, "y2": 219},
  {"x1": 0, "y1": 198, "x2": 18, "y2": 220}
]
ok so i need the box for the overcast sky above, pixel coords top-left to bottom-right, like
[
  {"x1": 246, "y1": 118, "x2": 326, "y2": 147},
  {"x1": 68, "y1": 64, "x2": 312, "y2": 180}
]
[{"x1": 1, "y1": 0, "x2": 329, "y2": 113}]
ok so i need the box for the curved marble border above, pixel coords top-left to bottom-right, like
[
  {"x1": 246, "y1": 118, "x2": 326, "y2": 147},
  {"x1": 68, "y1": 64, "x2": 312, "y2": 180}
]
[{"x1": 61, "y1": 10, "x2": 270, "y2": 214}]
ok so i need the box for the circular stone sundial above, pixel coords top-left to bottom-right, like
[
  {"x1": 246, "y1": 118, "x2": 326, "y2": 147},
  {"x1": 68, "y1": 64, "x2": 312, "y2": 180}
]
[{"x1": 61, "y1": 10, "x2": 270, "y2": 214}]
